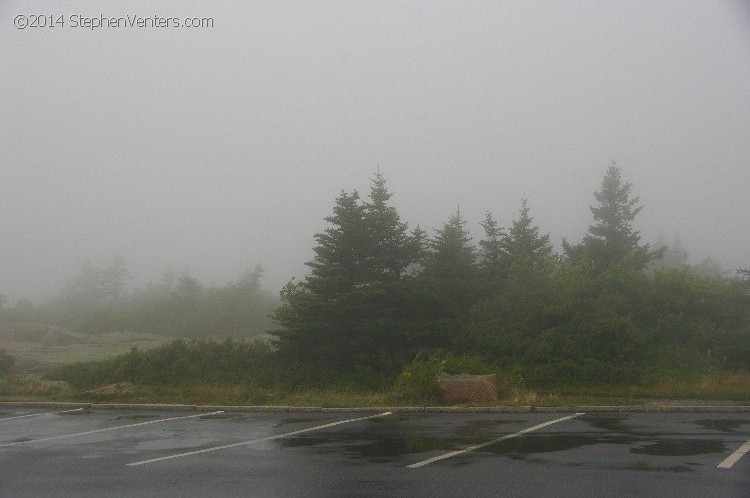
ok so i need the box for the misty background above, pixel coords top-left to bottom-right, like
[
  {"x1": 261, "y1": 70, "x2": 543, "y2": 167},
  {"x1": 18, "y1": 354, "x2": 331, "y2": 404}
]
[{"x1": 2, "y1": 0, "x2": 749, "y2": 304}]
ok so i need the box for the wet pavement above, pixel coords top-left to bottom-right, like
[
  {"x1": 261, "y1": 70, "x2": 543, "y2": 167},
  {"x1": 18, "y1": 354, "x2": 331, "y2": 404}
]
[{"x1": 0, "y1": 407, "x2": 748, "y2": 497}]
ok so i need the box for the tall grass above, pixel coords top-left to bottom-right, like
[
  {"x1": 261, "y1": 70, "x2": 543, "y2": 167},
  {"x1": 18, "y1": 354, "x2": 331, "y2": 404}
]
[
  {"x1": 45, "y1": 338, "x2": 278, "y2": 389},
  {"x1": 35, "y1": 338, "x2": 750, "y2": 406}
]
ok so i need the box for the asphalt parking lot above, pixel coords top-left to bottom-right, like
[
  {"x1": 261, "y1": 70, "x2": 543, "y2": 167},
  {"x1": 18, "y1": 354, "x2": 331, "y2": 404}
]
[{"x1": 1, "y1": 405, "x2": 748, "y2": 497}]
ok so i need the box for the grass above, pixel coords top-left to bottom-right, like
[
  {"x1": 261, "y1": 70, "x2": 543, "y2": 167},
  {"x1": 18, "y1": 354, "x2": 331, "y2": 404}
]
[
  {"x1": 2, "y1": 332, "x2": 748, "y2": 408},
  {"x1": 625, "y1": 372, "x2": 750, "y2": 401},
  {"x1": 0, "y1": 380, "x2": 394, "y2": 407},
  {"x1": 2, "y1": 373, "x2": 748, "y2": 408},
  {"x1": 0, "y1": 374, "x2": 75, "y2": 400},
  {"x1": 524, "y1": 372, "x2": 750, "y2": 406}
]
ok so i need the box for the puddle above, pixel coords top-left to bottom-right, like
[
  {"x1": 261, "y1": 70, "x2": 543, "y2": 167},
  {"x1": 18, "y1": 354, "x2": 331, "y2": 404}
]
[
  {"x1": 278, "y1": 431, "x2": 471, "y2": 462},
  {"x1": 631, "y1": 439, "x2": 725, "y2": 456},
  {"x1": 455, "y1": 419, "x2": 525, "y2": 437},
  {"x1": 114, "y1": 414, "x2": 159, "y2": 421},
  {"x1": 625, "y1": 462, "x2": 695, "y2": 473},
  {"x1": 276, "y1": 417, "x2": 734, "y2": 465},
  {"x1": 487, "y1": 434, "x2": 604, "y2": 455},
  {"x1": 584, "y1": 415, "x2": 629, "y2": 433},
  {"x1": 279, "y1": 430, "x2": 611, "y2": 463},
  {"x1": 8, "y1": 437, "x2": 32, "y2": 443},
  {"x1": 200, "y1": 413, "x2": 245, "y2": 420},
  {"x1": 361, "y1": 435, "x2": 459, "y2": 461},
  {"x1": 694, "y1": 419, "x2": 749, "y2": 432},
  {"x1": 278, "y1": 417, "x2": 327, "y2": 425}
]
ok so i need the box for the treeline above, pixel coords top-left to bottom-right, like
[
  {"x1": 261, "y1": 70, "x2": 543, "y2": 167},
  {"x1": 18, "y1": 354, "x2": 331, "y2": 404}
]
[
  {"x1": 0, "y1": 260, "x2": 278, "y2": 337},
  {"x1": 8, "y1": 163, "x2": 750, "y2": 394},
  {"x1": 273, "y1": 165, "x2": 750, "y2": 388}
]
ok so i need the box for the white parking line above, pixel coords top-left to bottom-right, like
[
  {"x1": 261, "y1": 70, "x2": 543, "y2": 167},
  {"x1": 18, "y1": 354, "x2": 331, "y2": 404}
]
[
  {"x1": 127, "y1": 411, "x2": 393, "y2": 466},
  {"x1": 407, "y1": 412, "x2": 585, "y2": 468},
  {"x1": 718, "y1": 438, "x2": 750, "y2": 469},
  {"x1": 0, "y1": 408, "x2": 85, "y2": 421},
  {"x1": 0, "y1": 411, "x2": 224, "y2": 448}
]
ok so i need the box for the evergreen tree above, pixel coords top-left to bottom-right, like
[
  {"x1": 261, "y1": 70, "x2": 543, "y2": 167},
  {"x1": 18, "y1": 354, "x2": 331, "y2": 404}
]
[
  {"x1": 425, "y1": 208, "x2": 476, "y2": 280},
  {"x1": 412, "y1": 208, "x2": 478, "y2": 350},
  {"x1": 237, "y1": 264, "x2": 265, "y2": 294},
  {"x1": 478, "y1": 212, "x2": 504, "y2": 278},
  {"x1": 273, "y1": 174, "x2": 420, "y2": 377},
  {"x1": 564, "y1": 162, "x2": 658, "y2": 271},
  {"x1": 305, "y1": 190, "x2": 370, "y2": 297},
  {"x1": 501, "y1": 198, "x2": 552, "y2": 267},
  {"x1": 172, "y1": 272, "x2": 203, "y2": 311},
  {"x1": 101, "y1": 255, "x2": 129, "y2": 302},
  {"x1": 466, "y1": 200, "x2": 554, "y2": 359},
  {"x1": 363, "y1": 171, "x2": 419, "y2": 283},
  {"x1": 275, "y1": 190, "x2": 370, "y2": 368},
  {"x1": 409, "y1": 225, "x2": 430, "y2": 271},
  {"x1": 65, "y1": 260, "x2": 104, "y2": 306}
]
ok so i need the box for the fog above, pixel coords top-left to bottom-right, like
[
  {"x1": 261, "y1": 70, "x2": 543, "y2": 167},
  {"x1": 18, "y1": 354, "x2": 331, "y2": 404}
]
[{"x1": 2, "y1": 0, "x2": 749, "y2": 303}]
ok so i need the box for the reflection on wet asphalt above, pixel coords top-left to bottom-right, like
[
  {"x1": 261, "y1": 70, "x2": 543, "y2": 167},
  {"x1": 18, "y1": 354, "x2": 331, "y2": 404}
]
[
  {"x1": 1, "y1": 409, "x2": 748, "y2": 497},
  {"x1": 271, "y1": 412, "x2": 749, "y2": 473},
  {"x1": 631, "y1": 439, "x2": 726, "y2": 456},
  {"x1": 114, "y1": 414, "x2": 160, "y2": 421},
  {"x1": 694, "y1": 419, "x2": 748, "y2": 432}
]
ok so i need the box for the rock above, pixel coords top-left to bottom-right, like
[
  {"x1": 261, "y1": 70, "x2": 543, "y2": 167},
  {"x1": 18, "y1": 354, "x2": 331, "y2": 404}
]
[{"x1": 436, "y1": 373, "x2": 497, "y2": 403}]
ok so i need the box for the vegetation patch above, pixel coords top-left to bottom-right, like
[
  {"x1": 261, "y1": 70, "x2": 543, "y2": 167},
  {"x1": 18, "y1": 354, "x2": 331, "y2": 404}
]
[
  {"x1": 87, "y1": 382, "x2": 138, "y2": 396},
  {"x1": 2, "y1": 167, "x2": 748, "y2": 406}
]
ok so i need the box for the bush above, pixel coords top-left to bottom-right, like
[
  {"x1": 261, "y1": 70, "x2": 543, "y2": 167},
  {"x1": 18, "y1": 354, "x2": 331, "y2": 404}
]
[
  {"x1": 391, "y1": 352, "x2": 499, "y2": 403},
  {"x1": 45, "y1": 338, "x2": 277, "y2": 389},
  {"x1": 392, "y1": 355, "x2": 442, "y2": 403},
  {"x1": 0, "y1": 348, "x2": 15, "y2": 377}
]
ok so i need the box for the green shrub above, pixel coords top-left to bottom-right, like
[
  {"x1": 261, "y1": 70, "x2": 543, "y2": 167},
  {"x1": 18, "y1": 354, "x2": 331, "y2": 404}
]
[
  {"x1": 392, "y1": 352, "x2": 499, "y2": 403},
  {"x1": 392, "y1": 355, "x2": 442, "y2": 403},
  {"x1": 0, "y1": 348, "x2": 15, "y2": 377},
  {"x1": 45, "y1": 338, "x2": 277, "y2": 389}
]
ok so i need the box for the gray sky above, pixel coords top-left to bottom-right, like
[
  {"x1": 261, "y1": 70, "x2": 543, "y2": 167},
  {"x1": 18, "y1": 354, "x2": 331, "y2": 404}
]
[{"x1": 2, "y1": 0, "x2": 749, "y2": 303}]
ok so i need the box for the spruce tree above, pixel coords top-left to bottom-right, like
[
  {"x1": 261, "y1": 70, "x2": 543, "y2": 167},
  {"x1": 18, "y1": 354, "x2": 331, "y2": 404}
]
[
  {"x1": 564, "y1": 162, "x2": 657, "y2": 271},
  {"x1": 501, "y1": 198, "x2": 552, "y2": 268},
  {"x1": 414, "y1": 208, "x2": 478, "y2": 349},
  {"x1": 363, "y1": 171, "x2": 419, "y2": 283},
  {"x1": 426, "y1": 208, "x2": 476, "y2": 280},
  {"x1": 305, "y1": 190, "x2": 370, "y2": 296},
  {"x1": 273, "y1": 174, "x2": 420, "y2": 376},
  {"x1": 478, "y1": 212, "x2": 504, "y2": 277},
  {"x1": 477, "y1": 211, "x2": 506, "y2": 298},
  {"x1": 101, "y1": 255, "x2": 129, "y2": 302},
  {"x1": 274, "y1": 190, "x2": 369, "y2": 369}
]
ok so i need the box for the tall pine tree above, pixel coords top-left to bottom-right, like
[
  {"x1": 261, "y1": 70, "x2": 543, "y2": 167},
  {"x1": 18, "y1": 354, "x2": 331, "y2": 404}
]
[
  {"x1": 501, "y1": 198, "x2": 552, "y2": 268},
  {"x1": 478, "y1": 212, "x2": 504, "y2": 277},
  {"x1": 563, "y1": 162, "x2": 658, "y2": 271},
  {"x1": 477, "y1": 211, "x2": 506, "y2": 298},
  {"x1": 273, "y1": 174, "x2": 420, "y2": 377},
  {"x1": 425, "y1": 208, "x2": 476, "y2": 280},
  {"x1": 364, "y1": 171, "x2": 420, "y2": 283},
  {"x1": 413, "y1": 208, "x2": 479, "y2": 350}
]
